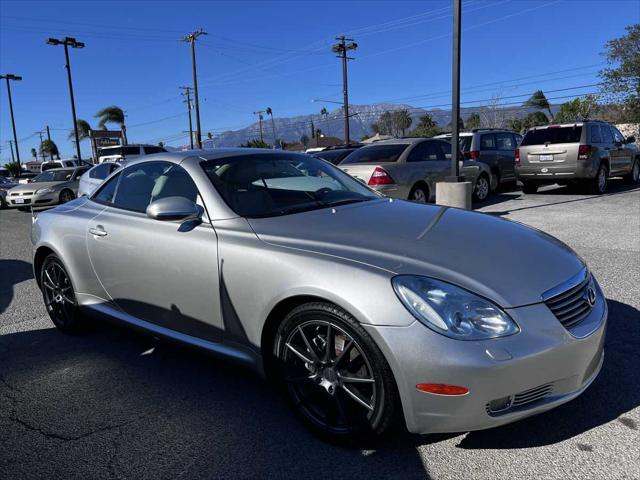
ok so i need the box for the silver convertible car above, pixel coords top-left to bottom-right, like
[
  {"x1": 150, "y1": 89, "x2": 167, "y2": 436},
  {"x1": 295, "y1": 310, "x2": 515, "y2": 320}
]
[{"x1": 31, "y1": 149, "x2": 606, "y2": 440}]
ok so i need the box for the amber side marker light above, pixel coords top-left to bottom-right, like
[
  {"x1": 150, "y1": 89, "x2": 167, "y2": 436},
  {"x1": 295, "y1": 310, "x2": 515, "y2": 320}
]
[{"x1": 416, "y1": 383, "x2": 469, "y2": 396}]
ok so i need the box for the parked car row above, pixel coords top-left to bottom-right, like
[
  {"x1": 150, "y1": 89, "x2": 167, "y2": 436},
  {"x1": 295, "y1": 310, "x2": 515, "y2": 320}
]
[{"x1": 3, "y1": 166, "x2": 89, "y2": 209}]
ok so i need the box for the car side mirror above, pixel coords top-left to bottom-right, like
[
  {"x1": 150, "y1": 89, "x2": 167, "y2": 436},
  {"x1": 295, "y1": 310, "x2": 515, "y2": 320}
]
[
  {"x1": 625, "y1": 135, "x2": 636, "y2": 144},
  {"x1": 146, "y1": 196, "x2": 203, "y2": 222}
]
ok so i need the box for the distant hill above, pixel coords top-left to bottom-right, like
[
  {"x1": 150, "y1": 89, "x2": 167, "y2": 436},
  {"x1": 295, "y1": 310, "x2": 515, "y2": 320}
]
[{"x1": 206, "y1": 102, "x2": 559, "y2": 147}]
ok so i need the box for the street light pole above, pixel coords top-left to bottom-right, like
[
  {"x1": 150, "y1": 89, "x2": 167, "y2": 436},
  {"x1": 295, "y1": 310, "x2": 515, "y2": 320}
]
[
  {"x1": 47, "y1": 37, "x2": 84, "y2": 162},
  {"x1": 331, "y1": 36, "x2": 357, "y2": 145},
  {"x1": 449, "y1": 0, "x2": 462, "y2": 180},
  {"x1": 1, "y1": 74, "x2": 22, "y2": 174}
]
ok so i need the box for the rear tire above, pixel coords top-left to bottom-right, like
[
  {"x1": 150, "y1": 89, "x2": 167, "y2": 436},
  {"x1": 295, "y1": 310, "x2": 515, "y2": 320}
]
[
  {"x1": 408, "y1": 184, "x2": 429, "y2": 203},
  {"x1": 591, "y1": 163, "x2": 608, "y2": 194},
  {"x1": 624, "y1": 159, "x2": 639, "y2": 185},
  {"x1": 40, "y1": 254, "x2": 85, "y2": 334},
  {"x1": 521, "y1": 182, "x2": 538, "y2": 194},
  {"x1": 473, "y1": 174, "x2": 491, "y2": 201},
  {"x1": 273, "y1": 302, "x2": 398, "y2": 442}
]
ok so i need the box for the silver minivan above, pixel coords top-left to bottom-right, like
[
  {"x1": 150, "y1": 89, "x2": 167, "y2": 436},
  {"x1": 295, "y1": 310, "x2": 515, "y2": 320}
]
[{"x1": 516, "y1": 121, "x2": 639, "y2": 194}]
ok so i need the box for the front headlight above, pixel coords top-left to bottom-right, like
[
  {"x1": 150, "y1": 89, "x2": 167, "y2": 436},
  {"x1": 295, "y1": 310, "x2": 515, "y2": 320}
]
[
  {"x1": 392, "y1": 275, "x2": 519, "y2": 340},
  {"x1": 35, "y1": 187, "x2": 55, "y2": 194}
]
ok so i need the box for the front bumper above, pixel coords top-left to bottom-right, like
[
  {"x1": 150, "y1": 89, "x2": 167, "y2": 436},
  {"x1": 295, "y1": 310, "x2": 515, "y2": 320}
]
[
  {"x1": 364, "y1": 288, "x2": 607, "y2": 434},
  {"x1": 7, "y1": 192, "x2": 58, "y2": 208}
]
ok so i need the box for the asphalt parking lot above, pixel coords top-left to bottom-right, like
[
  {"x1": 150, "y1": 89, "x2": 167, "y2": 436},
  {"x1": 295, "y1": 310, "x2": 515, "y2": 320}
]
[{"x1": 1, "y1": 182, "x2": 639, "y2": 480}]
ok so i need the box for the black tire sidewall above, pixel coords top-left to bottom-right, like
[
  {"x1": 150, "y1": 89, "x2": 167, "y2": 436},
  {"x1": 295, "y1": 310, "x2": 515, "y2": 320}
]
[
  {"x1": 408, "y1": 185, "x2": 428, "y2": 203},
  {"x1": 41, "y1": 254, "x2": 83, "y2": 333},
  {"x1": 474, "y1": 174, "x2": 490, "y2": 201},
  {"x1": 274, "y1": 302, "x2": 397, "y2": 440}
]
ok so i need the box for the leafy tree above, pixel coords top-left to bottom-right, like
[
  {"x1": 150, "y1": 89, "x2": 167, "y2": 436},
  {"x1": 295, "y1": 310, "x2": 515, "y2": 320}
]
[
  {"x1": 240, "y1": 139, "x2": 271, "y2": 149},
  {"x1": 466, "y1": 112, "x2": 481, "y2": 130},
  {"x1": 69, "y1": 119, "x2": 92, "y2": 142},
  {"x1": 95, "y1": 106, "x2": 125, "y2": 129},
  {"x1": 372, "y1": 111, "x2": 396, "y2": 135},
  {"x1": 39, "y1": 139, "x2": 60, "y2": 160},
  {"x1": 524, "y1": 90, "x2": 554, "y2": 120},
  {"x1": 553, "y1": 95, "x2": 600, "y2": 123},
  {"x1": 4, "y1": 161, "x2": 21, "y2": 177},
  {"x1": 521, "y1": 111, "x2": 549, "y2": 131},
  {"x1": 30, "y1": 148, "x2": 38, "y2": 160},
  {"x1": 599, "y1": 24, "x2": 640, "y2": 123},
  {"x1": 467, "y1": 112, "x2": 481, "y2": 130},
  {"x1": 506, "y1": 118, "x2": 523, "y2": 132},
  {"x1": 393, "y1": 109, "x2": 413, "y2": 136},
  {"x1": 266, "y1": 107, "x2": 277, "y2": 144},
  {"x1": 407, "y1": 113, "x2": 441, "y2": 137}
]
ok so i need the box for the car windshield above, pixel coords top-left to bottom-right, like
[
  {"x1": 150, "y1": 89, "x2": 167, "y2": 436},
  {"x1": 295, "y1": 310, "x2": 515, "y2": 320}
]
[
  {"x1": 32, "y1": 169, "x2": 74, "y2": 182},
  {"x1": 340, "y1": 144, "x2": 408, "y2": 164},
  {"x1": 201, "y1": 153, "x2": 379, "y2": 218},
  {"x1": 521, "y1": 126, "x2": 583, "y2": 145}
]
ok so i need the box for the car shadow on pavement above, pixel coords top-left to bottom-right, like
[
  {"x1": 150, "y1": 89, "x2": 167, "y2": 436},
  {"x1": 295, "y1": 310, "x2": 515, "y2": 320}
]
[
  {"x1": 0, "y1": 259, "x2": 33, "y2": 314},
  {"x1": 0, "y1": 315, "x2": 431, "y2": 479},
  {"x1": 454, "y1": 299, "x2": 639, "y2": 450},
  {"x1": 479, "y1": 182, "x2": 640, "y2": 215}
]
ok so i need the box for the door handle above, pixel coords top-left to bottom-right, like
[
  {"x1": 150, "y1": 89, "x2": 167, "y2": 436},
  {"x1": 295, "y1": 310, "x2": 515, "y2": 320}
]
[{"x1": 89, "y1": 226, "x2": 107, "y2": 237}]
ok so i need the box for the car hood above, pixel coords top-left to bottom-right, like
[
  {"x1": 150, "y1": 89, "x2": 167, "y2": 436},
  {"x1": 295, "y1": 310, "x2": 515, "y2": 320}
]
[
  {"x1": 10, "y1": 181, "x2": 67, "y2": 192},
  {"x1": 247, "y1": 199, "x2": 584, "y2": 308}
]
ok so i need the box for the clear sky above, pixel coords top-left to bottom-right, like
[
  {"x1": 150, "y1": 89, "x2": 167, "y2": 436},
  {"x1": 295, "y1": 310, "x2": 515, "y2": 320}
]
[{"x1": 0, "y1": 0, "x2": 637, "y2": 161}]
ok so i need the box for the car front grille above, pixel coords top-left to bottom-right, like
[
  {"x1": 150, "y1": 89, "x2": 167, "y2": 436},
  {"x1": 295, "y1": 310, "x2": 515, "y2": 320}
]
[
  {"x1": 544, "y1": 272, "x2": 594, "y2": 330},
  {"x1": 11, "y1": 191, "x2": 33, "y2": 196},
  {"x1": 486, "y1": 382, "x2": 554, "y2": 416}
]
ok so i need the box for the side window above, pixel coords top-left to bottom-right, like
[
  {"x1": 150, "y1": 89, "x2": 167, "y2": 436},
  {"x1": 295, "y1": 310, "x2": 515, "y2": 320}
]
[
  {"x1": 74, "y1": 167, "x2": 89, "y2": 179},
  {"x1": 92, "y1": 172, "x2": 121, "y2": 204},
  {"x1": 111, "y1": 162, "x2": 198, "y2": 213},
  {"x1": 439, "y1": 141, "x2": 452, "y2": 160},
  {"x1": 611, "y1": 126, "x2": 625, "y2": 143},
  {"x1": 144, "y1": 146, "x2": 165, "y2": 154},
  {"x1": 407, "y1": 143, "x2": 428, "y2": 162},
  {"x1": 515, "y1": 134, "x2": 523, "y2": 145},
  {"x1": 480, "y1": 134, "x2": 496, "y2": 150},
  {"x1": 495, "y1": 133, "x2": 515, "y2": 150},
  {"x1": 89, "y1": 164, "x2": 109, "y2": 180},
  {"x1": 590, "y1": 125, "x2": 602, "y2": 143},
  {"x1": 601, "y1": 125, "x2": 614, "y2": 144}
]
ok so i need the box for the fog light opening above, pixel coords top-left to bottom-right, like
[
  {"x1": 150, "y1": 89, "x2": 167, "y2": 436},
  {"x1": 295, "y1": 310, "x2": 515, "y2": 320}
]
[
  {"x1": 416, "y1": 383, "x2": 469, "y2": 396},
  {"x1": 488, "y1": 395, "x2": 514, "y2": 413}
]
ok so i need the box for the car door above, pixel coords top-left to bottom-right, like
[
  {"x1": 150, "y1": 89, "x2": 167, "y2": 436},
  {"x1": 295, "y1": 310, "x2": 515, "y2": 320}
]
[
  {"x1": 405, "y1": 141, "x2": 449, "y2": 194},
  {"x1": 610, "y1": 126, "x2": 633, "y2": 174},
  {"x1": 478, "y1": 133, "x2": 500, "y2": 179},
  {"x1": 86, "y1": 161, "x2": 222, "y2": 342},
  {"x1": 495, "y1": 132, "x2": 516, "y2": 181}
]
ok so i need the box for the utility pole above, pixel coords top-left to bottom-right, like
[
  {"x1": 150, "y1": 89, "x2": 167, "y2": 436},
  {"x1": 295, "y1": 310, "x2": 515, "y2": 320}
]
[
  {"x1": 8, "y1": 141, "x2": 15, "y2": 163},
  {"x1": 1, "y1": 74, "x2": 22, "y2": 175},
  {"x1": 36, "y1": 130, "x2": 44, "y2": 160},
  {"x1": 180, "y1": 86, "x2": 194, "y2": 149},
  {"x1": 253, "y1": 110, "x2": 265, "y2": 142},
  {"x1": 331, "y1": 36, "x2": 357, "y2": 145},
  {"x1": 46, "y1": 125, "x2": 53, "y2": 159},
  {"x1": 47, "y1": 37, "x2": 85, "y2": 161},
  {"x1": 182, "y1": 29, "x2": 207, "y2": 149}
]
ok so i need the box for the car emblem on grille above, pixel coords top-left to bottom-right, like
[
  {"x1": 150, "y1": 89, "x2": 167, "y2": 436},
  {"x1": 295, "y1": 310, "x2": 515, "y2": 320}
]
[{"x1": 585, "y1": 286, "x2": 597, "y2": 307}]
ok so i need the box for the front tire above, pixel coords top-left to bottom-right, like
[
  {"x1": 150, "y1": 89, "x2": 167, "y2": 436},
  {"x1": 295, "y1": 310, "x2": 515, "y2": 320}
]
[
  {"x1": 274, "y1": 302, "x2": 397, "y2": 441},
  {"x1": 41, "y1": 254, "x2": 84, "y2": 333},
  {"x1": 59, "y1": 189, "x2": 75, "y2": 204},
  {"x1": 473, "y1": 174, "x2": 491, "y2": 201},
  {"x1": 624, "y1": 159, "x2": 639, "y2": 185}
]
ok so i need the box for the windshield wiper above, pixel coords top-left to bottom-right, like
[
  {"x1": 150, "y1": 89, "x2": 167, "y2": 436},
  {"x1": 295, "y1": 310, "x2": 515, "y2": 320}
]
[{"x1": 321, "y1": 197, "x2": 372, "y2": 208}]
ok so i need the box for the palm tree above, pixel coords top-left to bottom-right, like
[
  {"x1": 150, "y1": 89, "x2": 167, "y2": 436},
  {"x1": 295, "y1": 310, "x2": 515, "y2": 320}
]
[
  {"x1": 393, "y1": 109, "x2": 413, "y2": 136},
  {"x1": 69, "y1": 119, "x2": 91, "y2": 142},
  {"x1": 320, "y1": 107, "x2": 330, "y2": 136},
  {"x1": 31, "y1": 148, "x2": 38, "y2": 160},
  {"x1": 524, "y1": 90, "x2": 554, "y2": 120},
  {"x1": 95, "y1": 105, "x2": 126, "y2": 129},
  {"x1": 39, "y1": 139, "x2": 60, "y2": 160},
  {"x1": 266, "y1": 107, "x2": 277, "y2": 146}
]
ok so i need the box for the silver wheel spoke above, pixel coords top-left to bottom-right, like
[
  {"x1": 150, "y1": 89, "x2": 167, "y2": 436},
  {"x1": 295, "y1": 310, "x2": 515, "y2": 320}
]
[
  {"x1": 285, "y1": 342, "x2": 314, "y2": 365},
  {"x1": 43, "y1": 280, "x2": 55, "y2": 290},
  {"x1": 333, "y1": 339, "x2": 353, "y2": 366},
  {"x1": 62, "y1": 293, "x2": 76, "y2": 305},
  {"x1": 340, "y1": 384, "x2": 374, "y2": 411},
  {"x1": 297, "y1": 326, "x2": 320, "y2": 363},
  {"x1": 339, "y1": 374, "x2": 375, "y2": 384},
  {"x1": 44, "y1": 269, "x2": 57, "y2": 289}
]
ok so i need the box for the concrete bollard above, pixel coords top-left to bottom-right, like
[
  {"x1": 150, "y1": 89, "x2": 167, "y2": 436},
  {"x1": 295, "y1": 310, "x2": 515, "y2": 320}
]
[{"x1": 436, "y1": 181, "x2": 472, "y2": 210}]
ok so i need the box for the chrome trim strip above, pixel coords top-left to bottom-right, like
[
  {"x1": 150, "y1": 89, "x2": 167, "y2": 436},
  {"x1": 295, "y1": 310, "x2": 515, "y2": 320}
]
[{"x1": 541, "y1": 267, "x2": 589, "y2": 301}]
